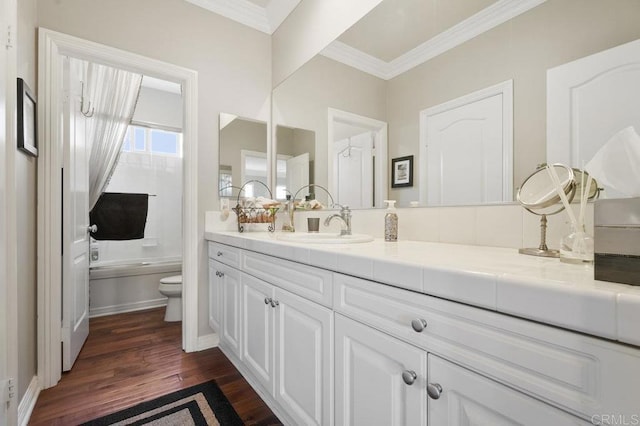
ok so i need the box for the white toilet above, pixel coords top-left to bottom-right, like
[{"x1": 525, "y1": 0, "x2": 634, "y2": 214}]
[{"x1": 158, "y1": 275, "x2": 182, "y2": 322}]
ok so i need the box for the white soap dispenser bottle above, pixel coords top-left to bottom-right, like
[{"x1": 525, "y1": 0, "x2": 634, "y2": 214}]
[{"x1": 384, "y1": 200, "x2": 398, "y2": 242}]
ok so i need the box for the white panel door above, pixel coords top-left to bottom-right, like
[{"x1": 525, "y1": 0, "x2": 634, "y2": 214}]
[
  {"x1": 428, "y1": 355, "x2": 589, "y2": 425},
  {"x1": 208, "y1": 259, "x2": 223, "y2": 332},
  {"x1": 274, "y1": 287, "x2": 333, "y2": 426},
  {"x1": 242, "y1": 274, "x2": 275, "y2": 394},
  {"x1": 335, "y1": 314, "x2": 427, "y2": 426},
  {"x1": 286, "y1": 152, "x2": 309, "y2": 195},
  {"x1": 62, "y1": 57, "x2": 90, "y2": 371},
  {"x1": 420, "y1": 80, "x2": 513, "y2": 206},
  {"x1": 220, "y1": 264, "x2": 242, "y2": 360},
  {"x1": 547, "y1": 38, "x2": 640, "y2": 197},
  {"x1": 334, "y1": 132, "x2": 373, "y2": 209}
]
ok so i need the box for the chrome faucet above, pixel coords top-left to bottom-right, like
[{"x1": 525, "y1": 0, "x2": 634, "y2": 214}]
[{"x1": 324, "y1": 205, "x2": 352, "y2": 236}]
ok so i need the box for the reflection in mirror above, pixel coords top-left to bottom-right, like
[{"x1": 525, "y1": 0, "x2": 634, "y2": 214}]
[
  {"x1": 272, "y1": 0, "x2": 640, "y2": 207},
  {"x1": 218, "y1": 113, "x2": 269, "y2": 199},
  {"x1": 275, "y1": 125, "x2": 315, "y2": 200}
]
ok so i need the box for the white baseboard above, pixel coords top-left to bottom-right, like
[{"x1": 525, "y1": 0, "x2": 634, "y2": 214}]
[
  {"x1": 18, "y1": 376, "x2": 40, "y2": 426},
  {"x1": 89, "y1": 298, "x2": 167, "y2": 318},
  {"x1": 196, "y1": 333, "x2": 220, "y2": 351}
]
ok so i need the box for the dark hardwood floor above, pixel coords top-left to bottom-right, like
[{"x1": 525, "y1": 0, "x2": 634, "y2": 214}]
[{"x1": 29, "y1": 308, "x2": 282, "y2": 425}]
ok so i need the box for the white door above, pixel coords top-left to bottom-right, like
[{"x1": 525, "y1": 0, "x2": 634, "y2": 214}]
[
  {"x1": 547, "y1": 38, "x2": 640, "y2": 198},
  {"x1": 220, "y1": 264, "x2": 242, "y2": 360},
  {"x1": 428, "y1": 355, "x2": 589, "y2": 425},
  {"x1": 420, "y1": 80, "x2": 513, "y2": 206},
  {"x1": 208, "y1": 259, "x2": 223, "y2": 332},
  {"x1": 334, "y1": 132, "x2": 373, "y2": 209},
  {"x1": 61, "y1": 57, "x2": 90, "y2": 371},
  {"x1": 285, "y1": 152, "x2": 309, "y2": 196},
  {"x1": 335, "y1": 314, "x2": 427, "y2": 426},
  {"x1": 242, "y1": 274, "x2": 274, "y2": 394},
  {"x1": 274, "y1": 287, "x2": 332, "y2": 426}
]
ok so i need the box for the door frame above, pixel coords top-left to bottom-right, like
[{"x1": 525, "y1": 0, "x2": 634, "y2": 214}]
[
  {"x1": 327, "y1": 108, "x2": 387, "y2": 208},
  {"x1": 419, "y1": 79, "x2": 513, "y2": 205},
  {"x1": 37, "y1": 28, "x2": 199, "y2": 388}
]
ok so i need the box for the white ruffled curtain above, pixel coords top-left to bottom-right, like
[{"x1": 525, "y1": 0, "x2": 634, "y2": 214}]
[{"x1": 87, "y1": 63, "x2": 143, "y2": 209}]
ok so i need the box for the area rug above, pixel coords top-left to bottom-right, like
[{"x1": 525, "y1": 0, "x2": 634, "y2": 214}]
[{"x1": 81, "y1": 380, "x2": 244, "y2": 426}]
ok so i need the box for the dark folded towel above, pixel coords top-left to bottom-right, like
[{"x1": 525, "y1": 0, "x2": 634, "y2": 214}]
[{"x1": 89, "y1": 193, "x2": 149, "y2": 240}]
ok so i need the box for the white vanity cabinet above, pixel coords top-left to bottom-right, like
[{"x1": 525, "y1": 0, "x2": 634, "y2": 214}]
[
  {"x1": 208, "y1": 236, "x2": 640, "y2": 426},
  {"x1": 208, "y1": 241, "x2": 333, "y2": 426}
]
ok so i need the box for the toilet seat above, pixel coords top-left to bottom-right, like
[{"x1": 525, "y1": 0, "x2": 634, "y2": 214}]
[{"x1": 160, "y1": 275, "x2": 182, "y2": 285}]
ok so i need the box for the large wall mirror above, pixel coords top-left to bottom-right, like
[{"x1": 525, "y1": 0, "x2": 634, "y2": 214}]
[
  {"x1": 219, "y1": 113, "x2": 270, "y2": 199},
  {"x1": 272, "y1": 0, "x2": 640, "y2": 208}
]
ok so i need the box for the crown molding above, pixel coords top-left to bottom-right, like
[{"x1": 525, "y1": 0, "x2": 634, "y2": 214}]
[
  {"x1": 321, "y1": 0, "x2": 547, "y2": 80},
  {"x1": 184, "y1": 0, "x2": 300, "y2": 34},
  {"x1": 321, "y1": 40, "x2": 391, "y2": 80}
]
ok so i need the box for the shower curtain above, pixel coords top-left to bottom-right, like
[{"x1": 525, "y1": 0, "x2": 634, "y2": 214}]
[{"x1": 86, "y1": 63, "x2": 143, "y2": 209}]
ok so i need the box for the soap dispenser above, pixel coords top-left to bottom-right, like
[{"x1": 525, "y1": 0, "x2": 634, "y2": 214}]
[{"x1": 384, "y1": 200, "x2": 398, "y2": 242}]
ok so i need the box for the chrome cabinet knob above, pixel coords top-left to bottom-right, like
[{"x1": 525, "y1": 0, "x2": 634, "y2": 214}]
[
  {"x1": 218, "y1": 272, "x2": 224, "y2": 277},
  {"x1": 270, "y1": 299, "x2": 279, "y2": 308},
  {"x1": 217, "y1": 251, "x2": 223, "y2": 256},
  {"x1": 427, "y1": 383, "x2": 443, "y2": 399},
  {"x1": 264, "y1": 297, "x2": 272, "y2": 305},
  {"x1": 87, "y1": 224, "x2": 98, "y2": 233},
  {"x1": 411, "y1": 318, "x2": 428, "y2": 332},
  {"x1": 401, "y1": 370, "x2": 417, "y2": 385}
]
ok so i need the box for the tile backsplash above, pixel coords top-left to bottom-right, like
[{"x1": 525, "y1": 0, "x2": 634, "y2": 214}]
[{"x1": 205, "y1": 202, "x2": 594, "y2": 250}]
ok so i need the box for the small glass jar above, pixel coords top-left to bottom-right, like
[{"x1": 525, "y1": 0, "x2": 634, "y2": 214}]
[{"x1": 560, "y1": 224, "x2": 594, "y2": 264}]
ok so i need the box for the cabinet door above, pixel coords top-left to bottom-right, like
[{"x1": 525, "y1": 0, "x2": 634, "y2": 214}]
[
  {"x1": 220, "y1": 264, "x2": 242, "y2": 360},
  {"x1": 335, "y1": 314, "x2": 427, "y2": 426},
  {"x1": 428, "y1": 355, "x2": 589, "y2": 425},
  {"x1": 274, "y1": 287, "x2": 333, "y2": 426},
  {"x1": 208, "y1": 259, "x2": 223, "y2": 332},
  {"x1": 242, "y1": 273, "x2": 275, "y2": 394}
]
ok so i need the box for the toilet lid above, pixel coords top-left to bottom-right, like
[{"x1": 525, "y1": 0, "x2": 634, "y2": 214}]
[{"x1": 160, "y1": 275, "x2": 182, "y2": 284}]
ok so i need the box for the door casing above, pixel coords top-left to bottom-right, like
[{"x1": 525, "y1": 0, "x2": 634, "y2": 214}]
[{"x1": 37, "y1": 28, "x2": 199, "y2": 388}]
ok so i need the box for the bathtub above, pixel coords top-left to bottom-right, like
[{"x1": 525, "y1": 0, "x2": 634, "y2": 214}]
[{"x1": 89, "y1": 259, "x2": 182, "y2": 318}]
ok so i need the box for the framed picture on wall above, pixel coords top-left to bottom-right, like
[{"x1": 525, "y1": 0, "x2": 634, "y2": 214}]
[
  {"x1": 17, "y1": 78, "x2": 38, "y2": 157},
  {"x1": 391, "y1": 155, "x2": 413, "y2": 188}
]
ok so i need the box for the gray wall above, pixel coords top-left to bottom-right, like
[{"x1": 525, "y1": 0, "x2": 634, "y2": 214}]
[
  {"x1": 38, "y1": 0, "x2": 272, "y2": 338},
  {"x1": 17, "y1": 0, "x2": 37, "y2": 401}
]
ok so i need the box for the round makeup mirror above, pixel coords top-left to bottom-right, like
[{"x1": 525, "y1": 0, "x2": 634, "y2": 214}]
[{"x1": 517, "y1": 164, "x2": 576, "y2": 257}]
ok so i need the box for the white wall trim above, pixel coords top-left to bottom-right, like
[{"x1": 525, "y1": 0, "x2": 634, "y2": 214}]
[
  {"x1": 89, "y1": 299, "x2": 168, "y2": 319},
  {"x1": 419, "y1": 79, "x2": 514, "y2": 205},
  {"x1": 327, "y1": 108, "x2": 388, "y2": 208},
  {"x1": 196, "y1": 333, "x2": 220, "y2": 351},
  {"x1": 321, "y1": 0, "x2": 547, "y2": 80},
  {"x1": 17, "y1": 376, "x2": 40, "y2": 426},
  {"x1": 184, "y1": 0, "x2": 300, "y2": 34},
  {"x1": 37, "y1": 28, "x2": 199, "y2": 389}
]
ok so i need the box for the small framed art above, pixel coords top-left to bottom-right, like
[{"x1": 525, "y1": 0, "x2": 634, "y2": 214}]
[
  {"x1": 391, "y1": 155, "x2": 413, "y2": 188},
  {"x1": 17, "y1": 78, "x2": 38, "y2": 157}
]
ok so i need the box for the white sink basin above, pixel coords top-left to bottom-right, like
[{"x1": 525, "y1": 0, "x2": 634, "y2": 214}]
[{"x1": 277, "y1": 232, "x2": 374, "y2": 244}]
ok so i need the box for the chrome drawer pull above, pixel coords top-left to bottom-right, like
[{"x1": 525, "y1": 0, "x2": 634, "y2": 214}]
[
  {"x1": 264, "y1": 297, "x2": 272, "y2": 305},
  {"x1": 402, "y1": 370, "x2": 417, "y2": 385},
  {"x1": 411, "y1": 318, "x2": 428, "y2": 332},
  {"x1": 427, "y1": 383, "x2": 443, "y2": 399},
  {"x1": 270, "y1": 299, "x2": 279, "y2": 308},
  {"x1": 217, "y1": 251, "x2": 223, "y2": 256}
]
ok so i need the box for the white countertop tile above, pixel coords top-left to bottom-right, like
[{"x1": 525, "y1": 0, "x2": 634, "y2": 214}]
[{"x1": 204, "y1": 231, "x2": 640, "y2": 346}]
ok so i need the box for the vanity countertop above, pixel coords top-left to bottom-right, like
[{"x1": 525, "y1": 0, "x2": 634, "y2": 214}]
[{"x1": 205, "y1": 231, "x2": 640, "y2": 347}]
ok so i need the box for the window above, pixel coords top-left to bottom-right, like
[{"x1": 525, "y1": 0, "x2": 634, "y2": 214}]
[{"x1": 121, "y1": 125, "x2": 182, "y2": 156}]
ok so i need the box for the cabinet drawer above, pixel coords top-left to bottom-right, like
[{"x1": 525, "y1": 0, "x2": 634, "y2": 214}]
[
  {"x1": 208, "y1": 241, "x2": 240, "y2": 268},
  {"x1": 334, "y1": 273, "x2": 640, "y2": 420},
  {"x1": 242, "y1": 250, "x2": 333, "y2": 307}
]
